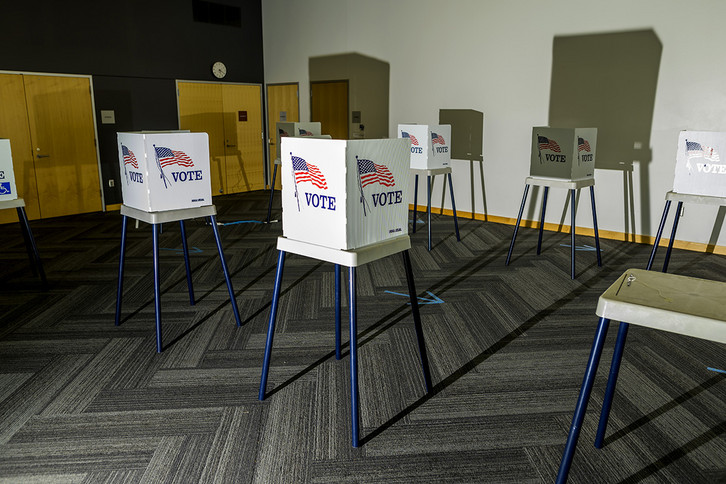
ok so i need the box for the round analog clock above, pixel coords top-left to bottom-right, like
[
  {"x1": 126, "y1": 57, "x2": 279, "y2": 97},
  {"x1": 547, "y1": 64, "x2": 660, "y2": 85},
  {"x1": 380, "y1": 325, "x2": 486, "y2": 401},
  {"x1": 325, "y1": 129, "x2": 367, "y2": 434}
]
[{"x1": 212, "y1": 61, "x2": 227, "y2": 79}]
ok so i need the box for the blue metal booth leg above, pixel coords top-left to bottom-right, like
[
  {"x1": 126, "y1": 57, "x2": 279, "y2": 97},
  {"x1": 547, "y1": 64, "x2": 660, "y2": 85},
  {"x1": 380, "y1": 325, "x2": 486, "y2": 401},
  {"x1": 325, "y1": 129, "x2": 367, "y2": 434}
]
[
  {"x1": 662, "y1": 201, "x2": 683, "y2": 274},
  {"x1": 115, "y1": 215, "x2": 129, "y2": 327},
  {"x1": 537, "y1": 186, "x2": 549, "y2": 255},
  {"x1": 590, "y1": 186, "x2": 602, "y2": 267},
  {"x1": 16, "y1": 206, "x2": 47, "y2": 286},
  {"x1": 349, "y1": 266, "x2": 360, "y2": 447},
  {"x1": 556, "y1": 317, "x2": 611, "y2": 484},
  {"x1": 594, "y1": 321, "x2": 629, "y2": 449},
  {"x1": 402, "y1": 250, "x2": 433, "y2": 392},
  {"x1": 427, "y1": 175, "x2": 432, "y2": 251},
  {"x1": 412, "y1": 174, "x2": 419, "y2": 233},
  {"x1": 447, "y1": 172, "x2": 461, "y2": 242},
  {"x1": 505, "y1": 184, "x2": 530, "y2": 266},
  {"x1": 152, "y1": 224, "x2": 163, "y2": 353},
  {"x1": 179, "y1": 220, "x2": 195, "y2": 306},
  {"x1": 646, "y1": 200, "x2": 672, "y2": 271},
  {"x1": 570, "y1": 189, "x2": 576, "y2": 280},
  {"x1": 335, "y1": 264, "x2": 342, "y2": 360},
  {"x1": 266, "y1": 163, "x2": 278, "y2": 223},
  {"x1": 210, "y1": 215, "x2": 241, "y2": 326},
  {"x1": 259, "y1": 250, "x2": 286, "y2": 400}
]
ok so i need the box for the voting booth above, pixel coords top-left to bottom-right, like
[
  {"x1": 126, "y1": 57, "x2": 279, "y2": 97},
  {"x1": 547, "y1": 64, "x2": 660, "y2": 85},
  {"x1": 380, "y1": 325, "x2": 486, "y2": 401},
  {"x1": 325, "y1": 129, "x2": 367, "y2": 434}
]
[
  {"x1": 0, "y1": 139, "x2": 18, "y2": 202},
  {"x1": 530, "y1": 127, "x2": 597, "y2": 179},
  {"x1": 276, "y1": 122, "x2": 322, "y2": 156},
  {"x1": 117, "y1": 132, "x2": 212, "y2": 212},
  {"x1": 398, "y1": 124, "x2": 451, "y2": 169},
  {"x1": 280, "y1": 137, "x2": 411, "y2": 250},
  {"x1": 672, "y1": 130, "x2": 726, "y2": 197}
]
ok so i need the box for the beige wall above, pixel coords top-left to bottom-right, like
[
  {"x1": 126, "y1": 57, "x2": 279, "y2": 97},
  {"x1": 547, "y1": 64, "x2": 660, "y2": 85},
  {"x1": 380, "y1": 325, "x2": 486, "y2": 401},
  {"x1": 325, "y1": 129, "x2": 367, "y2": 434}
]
[{"x1": 263, "y1": 0, "x2": 726, "y2": 247}]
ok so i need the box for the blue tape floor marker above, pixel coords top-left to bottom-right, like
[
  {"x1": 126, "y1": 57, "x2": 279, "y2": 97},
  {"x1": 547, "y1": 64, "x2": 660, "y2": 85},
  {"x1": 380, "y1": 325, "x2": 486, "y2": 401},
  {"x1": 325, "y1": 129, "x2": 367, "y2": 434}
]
[
  {"x1": 220, "y1": 220, "x2": 264, "y2": 226},
  {"x1": 384, "y1": 290, "x2": 444, "y2": 305},
  {"x1": 707, "y1": 367, "x2": 726, "y2": 374}
]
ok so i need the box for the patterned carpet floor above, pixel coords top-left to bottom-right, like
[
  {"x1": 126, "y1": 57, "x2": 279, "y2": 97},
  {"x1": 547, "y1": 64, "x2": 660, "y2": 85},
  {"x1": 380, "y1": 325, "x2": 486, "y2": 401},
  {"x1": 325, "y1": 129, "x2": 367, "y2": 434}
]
[{"x1": 0, "y1": 190, "x2": 725, "y2": 483}]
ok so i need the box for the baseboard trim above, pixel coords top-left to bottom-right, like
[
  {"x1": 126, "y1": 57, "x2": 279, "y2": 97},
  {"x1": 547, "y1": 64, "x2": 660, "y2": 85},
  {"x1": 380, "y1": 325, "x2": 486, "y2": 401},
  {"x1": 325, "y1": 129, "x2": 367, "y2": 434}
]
[{"x1": 409, "y1": 204, "x2": 726, "y2": 256}]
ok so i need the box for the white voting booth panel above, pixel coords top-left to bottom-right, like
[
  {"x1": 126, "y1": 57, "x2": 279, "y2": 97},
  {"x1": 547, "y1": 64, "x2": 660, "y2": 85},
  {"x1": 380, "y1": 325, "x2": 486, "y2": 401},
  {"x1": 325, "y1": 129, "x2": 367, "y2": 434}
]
[
  {"x1": 398, "y1": 124, "x2": 451, "y2": 169},
  {"x1": 530, "y1": 127, "x2": 597, "y2": 179},
  {"x1": 673, "y1": 131, "x2": 726, "y2": 197},
  {"x1": 276, "y1": 122, "x2": 322, "y2": 157},
  {"x1": 117, "y1": 132, "x2": 212, "y2": 212},
  {"x1": 281, "y1": 137, "x2": 411, "y2": 250},
  {"x1": 0, "y1": 139, "x2": 18, "y2": 202}
]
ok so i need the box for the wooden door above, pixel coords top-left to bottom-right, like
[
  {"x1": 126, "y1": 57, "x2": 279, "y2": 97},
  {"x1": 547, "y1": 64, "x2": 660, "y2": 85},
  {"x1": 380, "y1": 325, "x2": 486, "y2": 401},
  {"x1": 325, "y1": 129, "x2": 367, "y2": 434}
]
[
  {"x1": 23, "y1": 75, "x2": 101, "y2": 218},
  {"x1": 266, "y1": 83, "x2": 299, "y2": 189},
  {"x1": 177, "y1": 82, "x2": 227, "y2": 195},
  {"x1": 311, "y1": 80, "x2": 348, "y2": 139},
  {"x1": 178, "y1": 82, "x2": 264, "y2": 195},
  {"x1": 0, "y1": 73, "x2": 38, "y2": 224},
  {"x1": 222, "y1": 84, "x2": 264, "y2": 193}
]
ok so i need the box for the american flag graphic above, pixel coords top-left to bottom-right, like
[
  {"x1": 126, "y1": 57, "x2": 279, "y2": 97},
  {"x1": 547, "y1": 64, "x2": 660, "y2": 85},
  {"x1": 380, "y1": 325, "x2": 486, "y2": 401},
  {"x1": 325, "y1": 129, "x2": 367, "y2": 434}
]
[
  {"x1": 154, "y1": 146, "x2": 195, "y2": 168},
  {"x1": 431, "y1": 132, "x2": 446, "y2": 145},
  {"x1": 299, "y1": 129, "x2": 313, "y2": 136},
  {"x1": 686, "y1": 140, "x2": 720, "y2": 162},
  {"x1": 401, "y1": 131, "x2": 419, "y2": 146},
  {"x1": 538, "y1": 136, "x2": 561, "y2": 153},
  {"x1": 279, "y1": 128, "x2": 289, "y2": 137},
  {"x1": 122, "y1": 145, "x2": 139, "y2": 169},
  {"x1": 292, "y1": 155, "x2": 328, "y2": 189},
  {"x1": 357, "y1": 158, "x2": 395, "y2": 188},
  {"x1": 578, "y1": 137, "x2": 591, "y2": 152}
]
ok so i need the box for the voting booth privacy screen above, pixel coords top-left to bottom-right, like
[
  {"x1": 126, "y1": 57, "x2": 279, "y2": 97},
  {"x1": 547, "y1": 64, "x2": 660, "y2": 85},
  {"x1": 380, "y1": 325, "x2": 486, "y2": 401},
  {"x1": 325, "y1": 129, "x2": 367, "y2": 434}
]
[
  {"x1": 398, "y1": 124, "x2": 451, "y2": 169},
  {"x1": 281, "y1": 137, "x2": 411, "y2": 250},
  {"x1": 276, "y1": 122, "x2": 322, "y2": 159},
  {"x1": 673, "y1": 131, "x2": 726, "y2": 198},
  {"x1": 530, "y1": 127, "x2": 597, "y2": 179},
  {"x1": 0, "y1": 139, "x2": 18, "y2": 202},
  {"x1": 117, "y1": 132, "x2": 212, "y2": 212}
]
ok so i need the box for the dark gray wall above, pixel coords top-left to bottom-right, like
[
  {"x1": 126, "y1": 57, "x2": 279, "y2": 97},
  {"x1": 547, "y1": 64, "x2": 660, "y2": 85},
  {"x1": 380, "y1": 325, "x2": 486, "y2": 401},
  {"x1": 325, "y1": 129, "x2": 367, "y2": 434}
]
[{"x1": 1, "y1": 0, "x2": 264, "y2": 205}]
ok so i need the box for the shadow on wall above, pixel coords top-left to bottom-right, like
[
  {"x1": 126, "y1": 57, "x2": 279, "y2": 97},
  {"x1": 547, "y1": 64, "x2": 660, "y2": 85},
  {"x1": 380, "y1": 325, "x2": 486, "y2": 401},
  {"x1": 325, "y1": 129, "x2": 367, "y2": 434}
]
[
  {"x1": 309, "y1": 53, "x2": 390, "y2": 140},
  {"x1": 439, "y1": 109, "x2": 486, "y2": 220},
  {"x1": 548, "y1": 29, "x2": 662, "y2": 239}
]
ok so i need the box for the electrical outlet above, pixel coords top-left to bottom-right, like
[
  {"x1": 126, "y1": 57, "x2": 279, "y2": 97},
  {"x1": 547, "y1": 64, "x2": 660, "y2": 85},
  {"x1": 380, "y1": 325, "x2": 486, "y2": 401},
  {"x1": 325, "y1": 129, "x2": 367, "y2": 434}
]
[
  {"x1": 108, "y1": 179, "x2": 115, "y2": 187},
  {"x1": 633, "y1": 141, "x2": 643, "y2": 150}
]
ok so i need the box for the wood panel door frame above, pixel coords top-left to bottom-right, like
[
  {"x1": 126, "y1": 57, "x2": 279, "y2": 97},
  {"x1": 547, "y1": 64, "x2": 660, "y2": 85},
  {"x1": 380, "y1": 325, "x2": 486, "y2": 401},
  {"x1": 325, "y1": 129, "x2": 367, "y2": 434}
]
[
  {"x1": 310, "y1": 79, "x2": 349, "y2": 140},
  {"x1": 265, "y1": 82, "x2": 299, "y2": 189},
  {"x1": 0, "y1": 70, "x2": 105, "y2": 215},
  {"x1": 175, "y1": 79, "x2": 266, "y2": 194}
]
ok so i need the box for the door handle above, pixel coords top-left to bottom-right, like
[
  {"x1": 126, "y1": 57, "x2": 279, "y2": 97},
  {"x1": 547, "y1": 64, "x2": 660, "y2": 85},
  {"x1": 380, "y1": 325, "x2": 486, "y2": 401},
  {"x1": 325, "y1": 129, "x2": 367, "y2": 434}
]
[
  {"x1": 36, "y1": 154, "x2": 50, "y2": 158},
  {"x1": 226, "y1": 144, "x2": 236, "y2": 148}
]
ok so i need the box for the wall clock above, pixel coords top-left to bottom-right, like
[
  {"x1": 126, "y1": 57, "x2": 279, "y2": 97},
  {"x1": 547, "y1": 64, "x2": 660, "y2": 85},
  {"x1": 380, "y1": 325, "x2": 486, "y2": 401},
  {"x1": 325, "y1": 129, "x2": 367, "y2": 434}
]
[{"x1": 212, "y1": 61, "x2": 227, "y2": 79}]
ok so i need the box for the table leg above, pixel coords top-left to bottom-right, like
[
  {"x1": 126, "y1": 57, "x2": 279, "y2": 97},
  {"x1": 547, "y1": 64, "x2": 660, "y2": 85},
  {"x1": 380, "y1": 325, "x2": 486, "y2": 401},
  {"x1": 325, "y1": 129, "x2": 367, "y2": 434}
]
[
  {"x1": 349, "y1": 266, "x2": 360, "y2": 447},
  {"x1": 590, "y1": 186, "x2": 602, "y2": 267},
  {"x1": 153, "y1": 223, "x2": 163, "y2": 353},
  {"x1": 179, "y1": 220, "x2": 195, "y2": 306},
  {"x1": 210, "y1": 215, "x2": 241, "y2": 326},
  {"x1": 647, "y1": 201, "x2": 671, "y2": 271},
  {"x1": 412, "y1": 174, "x2": 419, "y2": 233},
  {"x1": 537, "y1": 186, "x2": 549, "y2": 255},
  {"x1": 259, "y1": 250, "x2": 286, "y2": 400},
  {"x1": 335, "y1": 263, "x2": 342, "y2": 360},
  {"x1": 505, "y1": 184, "x2": 530, "y2": 266},
  {"x1": 662, "y1": 201, "x2": 683, "y2": 274},
  {"x1": 115, "y1": 215, "x2": 128, "y2": 326},
  {"x1": 448, "y1": 172, "x2": 460, "y2": 242}
]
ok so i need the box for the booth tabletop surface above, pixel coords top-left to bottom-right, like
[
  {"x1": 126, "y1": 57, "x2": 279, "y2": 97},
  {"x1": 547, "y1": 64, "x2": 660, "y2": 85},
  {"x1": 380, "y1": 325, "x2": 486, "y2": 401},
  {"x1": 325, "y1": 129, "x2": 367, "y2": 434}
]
[
  {"x1": 120, "y1": 204, "x2": 217, "y2": 224},
  {"x1": 596, "y1": 268, "x2": 726, "y2": 344},
  {"x1": 666, "y1": 190, "x2": 726, "y2": 206},
  {"x1": 525, "y1": 176, "x2": 595, "y2": 189},
  {"x1": 410, "y1": 167, "x2": 452, "y2": 176},
  {"x1": 277, "y1": 235, "x2": 411, "y2": 267},
  {"x1": 0, "y1": 198, "x2": 25, "y2": 210}
]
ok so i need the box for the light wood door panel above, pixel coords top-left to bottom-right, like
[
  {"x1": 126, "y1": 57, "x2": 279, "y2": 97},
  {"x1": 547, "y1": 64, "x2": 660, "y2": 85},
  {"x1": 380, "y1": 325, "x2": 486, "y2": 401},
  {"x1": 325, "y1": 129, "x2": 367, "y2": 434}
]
[
  {"x1": 311, "y1": 80, "x2": 348, "y2": 140},
  {"x1": 23, "y1": 75, "x2": 101, "y2": 218},
  {"x1": 178, "y1": 82, "x2": 264, "y2": 195},
  {"x1": 222, "y1": 84, "x2": 264, "y2": 193},
  {"x1": 177, "y1": 82, "x2": 227, "y2": 195},
  {"x1": 0, "y1": 73, "x2": 39, "y2": 224},
  {"x1": 267, "y1": 83, "x2": 299, "y2": 189}
]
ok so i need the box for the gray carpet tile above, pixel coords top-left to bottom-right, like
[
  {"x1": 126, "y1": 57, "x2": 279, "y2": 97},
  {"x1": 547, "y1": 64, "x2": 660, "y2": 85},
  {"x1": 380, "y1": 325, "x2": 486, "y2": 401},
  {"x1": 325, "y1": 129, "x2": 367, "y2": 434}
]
[{"x1": 1, "y1": 190, "x2": 725, "y2": 482}]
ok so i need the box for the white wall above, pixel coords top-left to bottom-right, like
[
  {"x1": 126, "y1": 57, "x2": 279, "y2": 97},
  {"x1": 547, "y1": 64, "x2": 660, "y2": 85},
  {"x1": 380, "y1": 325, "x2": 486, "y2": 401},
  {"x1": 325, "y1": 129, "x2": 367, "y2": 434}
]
[{"x1": 262, "y1": 0, "x2": 726, "y2": 247}]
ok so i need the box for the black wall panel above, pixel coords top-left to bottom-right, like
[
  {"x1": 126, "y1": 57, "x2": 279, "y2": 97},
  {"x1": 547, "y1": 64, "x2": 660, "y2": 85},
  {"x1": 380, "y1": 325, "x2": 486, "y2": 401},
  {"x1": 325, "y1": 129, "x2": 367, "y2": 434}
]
[{"x1": 1, "y1": 0, "x2": 263, "y2": 205}]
